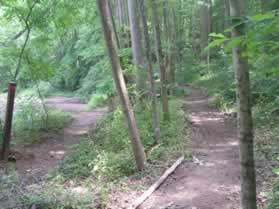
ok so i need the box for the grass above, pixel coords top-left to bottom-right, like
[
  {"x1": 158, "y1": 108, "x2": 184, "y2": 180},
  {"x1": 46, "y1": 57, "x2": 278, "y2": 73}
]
[
  {"x1": 87, "y1": 94, "x2": 108, "y2": 109},
  {"x1": 20, "y1": 97, "x2": 189, "y2": 208},
  {"x1": 12, "y1": 105, "x2": 72, "y2": 146},
  {"x1": 0, "y1": 93, "x2": 72, "y2": 147}
]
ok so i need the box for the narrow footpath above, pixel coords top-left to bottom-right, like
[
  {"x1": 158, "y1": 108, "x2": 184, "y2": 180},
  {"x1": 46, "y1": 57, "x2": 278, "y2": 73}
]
[
  {"x1": 142, "y1": 88, "x2": 240, "y2": 209},
  {"x1": 16, "y1": 97, "x2": 107, "y2": 178}
]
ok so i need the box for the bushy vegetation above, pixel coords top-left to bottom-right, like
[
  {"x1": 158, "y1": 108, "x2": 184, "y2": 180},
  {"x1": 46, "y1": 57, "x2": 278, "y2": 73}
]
[
  {"x1": 182, "y1": 9, "x2": 279, "y2": 207},
  {"x1": 0, "y1": 0, "x2": 278, "y2": 208},
  {"x1": 13, "y1": 105, "x2": 72, "y2": 146},
  {"x1": 22, "y1": 98, "x2": 188, "y2": 208},
  {"x1": 0, "y1": 95, "x2": 72, "y2": 146}
]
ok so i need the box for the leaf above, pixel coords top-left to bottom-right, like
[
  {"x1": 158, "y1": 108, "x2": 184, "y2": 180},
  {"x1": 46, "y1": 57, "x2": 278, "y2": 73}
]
[
  {"x1": 209, "y1": 33, "x2": 227, "y2": 39},
  {"x1": 205, "y1": 38, "x2": 228, "y2": 51},
  {"x1": 250, "y1": 13, "x2": 275, "y2": 22},
  {"x1": 224, "y1": 37, "x2": 243, "y2": 52},
  {"x1": 273, "y1": 168, "x2": 279, "y2": 176}
]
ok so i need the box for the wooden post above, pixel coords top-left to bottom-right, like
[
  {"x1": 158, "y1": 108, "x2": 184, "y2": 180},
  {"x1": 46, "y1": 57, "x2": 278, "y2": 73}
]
[{"x1": 1, "y1": 81, "x2": 16, "y2": 161}]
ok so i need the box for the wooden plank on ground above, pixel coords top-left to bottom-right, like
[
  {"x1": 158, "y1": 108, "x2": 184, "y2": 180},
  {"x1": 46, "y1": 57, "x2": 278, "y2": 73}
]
[{"x1": 129, "y1": 156, "x2": 185, "y2": 209}]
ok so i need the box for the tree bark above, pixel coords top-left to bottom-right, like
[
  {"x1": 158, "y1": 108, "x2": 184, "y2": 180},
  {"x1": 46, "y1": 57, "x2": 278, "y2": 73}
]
[
  {"x1": 200, "y1": 0, "x2": 210, "y2": 53},
  {"x1": 107, "y1": 0, "x2": 120, "y2": 49},
  {"x1": 97, "y1": 0, "x2": 146, "y2": 171},
  {"x1": 128, "y1": 0, "x2": 146, "y2": 95},
  {"x1": 117, "y1": 0, "x2": 125, "y2": 27},
  {"x1": 222, "y1": 0, "x2": 230, "y2": 34},
  {"x1": 163, "y1": 1, "x2": 172, "y2": 87},
  {"x1": 170, "y1": 8, "x2": 177, "y2": 85},
  {"x1": 260, "y1": 0, "x2": 272, "y2": 13},
  {"x1": 151, "y1": 0, "x2": 170, "y2": 120},
  {"x1": 138, "y1": 0, "x2": 161, "y2": 143},
  {"x1": 230, "y1": 0, "x2": 257, "y2": 208}
]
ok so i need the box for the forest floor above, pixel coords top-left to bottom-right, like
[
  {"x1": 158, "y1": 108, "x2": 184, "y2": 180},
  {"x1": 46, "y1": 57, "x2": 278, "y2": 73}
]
[
  {"x1": 136, "y1": 87, "x2": 269, "y2": 209},
  {"x1": 16, "y1": 96, "x2": 107, "y2": 177},
  {"x1": 0, "y1": 89, "x2": 275, "y2": 209},
  {"x1": 0, "y1": 96, "x2": 107, "y2": 208}
]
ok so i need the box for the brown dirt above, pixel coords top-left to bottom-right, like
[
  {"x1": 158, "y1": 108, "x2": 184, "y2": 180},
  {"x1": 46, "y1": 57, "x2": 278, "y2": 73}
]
[
  {"x1": 12, "y1": 96, "x2": 107, "y2": 178},
  {"x1": 140, "y1": 88, "x2": 241, "y2": 209}
]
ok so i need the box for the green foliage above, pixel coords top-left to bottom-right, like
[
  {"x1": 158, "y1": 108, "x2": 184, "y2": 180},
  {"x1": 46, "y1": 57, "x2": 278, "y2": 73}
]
[
  {"x1": 18, "y1": 99, "x2": 187, "y2": 208},
  {"x1": 11, "y1": 98, "x2": 72, "y2": 145},
  {"x1": 55, "y1": 99, "x2": 185, "y2": 180},
  {"x1": 88, "y1": 94, "x2": 108, "y2": 109},
  {"x1": 23, "y1": 182, "x2": 96, "y2": 209}
]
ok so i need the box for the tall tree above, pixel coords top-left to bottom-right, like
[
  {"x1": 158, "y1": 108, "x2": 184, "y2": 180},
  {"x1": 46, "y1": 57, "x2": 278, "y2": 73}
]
[
  {"x1": 96, "y1": 0, "x2": 146, "y2": 171},
  {"x1": 170, "y1": 7, "x2": 177, "y2": 84},
  {"x1": 107, "y1": 0, "x2": 120, "y2": 49},
  {"x1": 138, "y1": 0, "x2": 161, "y2": 143},
  {"x1": 260, "y1": 0, "x2": 272, "y2": 13},
  {"x1": 163, "y1": 1, "x2": 170, "y2": 72},
  {"x1": 230, "y1": 0, "x2": 257, "y2": 208},
  {"x1": 127, "y1": 0, "x2": 145, "y2": 96},
  {"x1": 151, "y1": 0, "x2": 170, "y2": 120},
  {"x1": 200, "y1": 0, "x2": 210, "y2": 54},
  {"x1": 117, "y1": 0, "x2": 125, "y2": 27}
]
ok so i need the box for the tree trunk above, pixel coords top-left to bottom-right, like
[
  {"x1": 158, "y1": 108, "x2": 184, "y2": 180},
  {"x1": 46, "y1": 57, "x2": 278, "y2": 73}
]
[
  {"x1": 138, "y1": 0, "x2": 161, "y2": 143},
  {"x1": 151, "y1": 0, "x2": 170, "y2": 120},
  {"x1": 230, "y1": 0, "x2": 257, "y2": 208},
  {"x1": 200, "y1": 0, "x2": 210, "y2": 54},
  {"x1": 222, "y1": 0, "x2": 230, "y2": 34},
  {"x1": 96, "y1": 0, "x2": 146, "y2": 171},
  {"x1": 191, "y1": 0, "x2": 199, "y2": 53},
  {"x1": 170, "y1": 8, "x2": 177, "y2": 85},
  {"x1": 207, "y1": 0, "x2": 212, "y2": 69},
  {"x1": 117, "y1": 0, "x2": 125, "y2": 27},
  {"x1": 107, "y1": 0, "x2": 120, "y2": 49},
  {"x1": 260, "y1": 0, "x2": 272, "y2": 13},
  {"x1": 127, "y1": 0, "x2": 146, "y2": 95}
]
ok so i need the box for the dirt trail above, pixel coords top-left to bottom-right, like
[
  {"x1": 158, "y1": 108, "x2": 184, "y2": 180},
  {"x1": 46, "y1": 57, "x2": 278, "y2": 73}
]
[
  {"x1": 15, "y1": 97, "x2": 107, "y2": 178},
  {"x1": 141, "y1": 88, "x2": 240, "y2": 209}
]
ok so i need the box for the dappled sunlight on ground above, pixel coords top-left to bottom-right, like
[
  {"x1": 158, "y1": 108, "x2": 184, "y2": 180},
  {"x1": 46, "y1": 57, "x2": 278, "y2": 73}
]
[{"x1": 142, "y1": 88, "x2": 240, "y2": 209}]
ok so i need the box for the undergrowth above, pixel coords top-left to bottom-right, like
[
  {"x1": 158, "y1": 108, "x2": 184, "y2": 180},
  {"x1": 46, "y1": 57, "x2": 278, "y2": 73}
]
[
  {"x1": 0, "y1": 96, "x2": 72, "y2": 146},
  {"x1": 22, "y1": 98, "x2": 188, "y2": 208},
  {"x1": 185, "y1": 53, "x2": 279, "y2": 208}
]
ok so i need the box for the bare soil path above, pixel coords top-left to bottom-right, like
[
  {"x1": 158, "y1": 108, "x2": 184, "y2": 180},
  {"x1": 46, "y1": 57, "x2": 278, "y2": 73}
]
[
  {"x1": 15, "y1": 96, "x2": 107, "y2": 178},
  {"x1": 141, "y1": 88, "x2": 240, "y2": 209}
]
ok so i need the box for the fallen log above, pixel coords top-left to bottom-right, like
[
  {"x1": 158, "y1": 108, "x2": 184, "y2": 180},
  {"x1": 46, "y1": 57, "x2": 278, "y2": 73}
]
[{"x1": 129, "y1": 156, "x2": 184, "y2": 209}]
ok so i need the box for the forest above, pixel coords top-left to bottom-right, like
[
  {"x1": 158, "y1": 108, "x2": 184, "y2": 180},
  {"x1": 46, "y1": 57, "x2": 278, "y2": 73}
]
[{"x1": 0, "y1": 0, "x2": 278, "y2": 208}]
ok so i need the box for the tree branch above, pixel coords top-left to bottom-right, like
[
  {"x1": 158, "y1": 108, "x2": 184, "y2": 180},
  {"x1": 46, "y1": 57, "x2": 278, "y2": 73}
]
[
  {"x1": 13, "y1": 0, "x2": 39, "y2": 80},
  {"x1": 13, "y1": 28, "x2": 27, "y2": 40}
]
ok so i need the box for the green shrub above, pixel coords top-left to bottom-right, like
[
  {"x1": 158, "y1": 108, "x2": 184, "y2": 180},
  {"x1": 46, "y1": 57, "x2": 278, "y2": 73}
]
[
  {"x1": 53, "y1": 99, "x2": 186, "y2": 181},
  {"x1": 88, "y1": 94, "x2": 108, "y2": 109},
  {"x1": 11, "y1": 100, "x2": 72, "y2": 145},
  {"x1": 25, "y1": 99, "x2": 187, "y2": 209},
  {"x1": 23, "y1": 182, "x2": 96, "y2": 209}
]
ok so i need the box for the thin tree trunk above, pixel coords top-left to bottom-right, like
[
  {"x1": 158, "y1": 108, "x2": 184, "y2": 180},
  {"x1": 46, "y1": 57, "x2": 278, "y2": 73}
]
[
  {"x1": 107, "y1": 0, "x2": 120, "y2": 49},
  {"x1": 97, "y1": 0, "x2": 146, "y2": 171},
  {"x1": 230, "y1": 0, "x2": 257, "y2": 208},
  {"x1": 170, "y1": 8, "x2": 177, "y2": 85},
  {"x1": 191, "y1": 0, "x2": 199, "y2": 53},
  {"x1": 128, "y1": 0, "x2": 145, "y2": 95},
  {"x1": 260, "y1": 0, "x2": 272, "y2": 13},
  {"x1": 118, "y1": 0, "x2": 125, "y2": 27},
  {"x1": 222, "y1": 0, "x2": 230, "y2": 34},
  {"x1": 138, "y1": 0, "x2": 161, "y2": 143},
  {"x1": 207, "y1": 0, "x2": 212, "y2": 70},
  {"x1": 163, "y1": 1, "x2": 172, "y2": 87},
  {"x1": 151, "y1": 0, "x2": 170, "y2": 120},
  {"x1": 200, "y1": 0, "x2": 210, "y2": 58}
]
